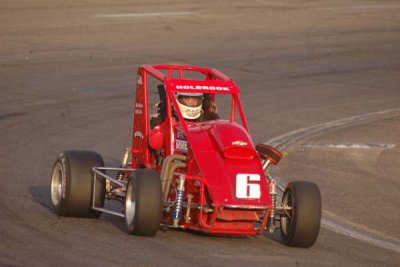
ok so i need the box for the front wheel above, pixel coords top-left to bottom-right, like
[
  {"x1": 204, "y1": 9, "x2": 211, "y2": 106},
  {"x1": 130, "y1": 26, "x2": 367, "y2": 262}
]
[
  {"x1": 50, "y1": 150, "x2": 105, "y2": 217},
  {"x1": 125, "y1": 169, "x2": 162, "y2": 236},
  {"x1": 280, "y1": 181, "x2": 321, "y2": 248}
]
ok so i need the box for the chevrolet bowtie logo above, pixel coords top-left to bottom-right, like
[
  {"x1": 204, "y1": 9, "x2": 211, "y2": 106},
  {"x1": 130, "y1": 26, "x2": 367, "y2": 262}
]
[{"x1": 232, "y1": 140, "x2": 248, "y2": 146}]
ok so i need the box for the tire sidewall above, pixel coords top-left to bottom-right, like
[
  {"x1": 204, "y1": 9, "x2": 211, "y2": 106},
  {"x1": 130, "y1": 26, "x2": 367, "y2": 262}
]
[
  {"x1": 51, "y1": 154, "x2": 71, "y2": 215},
  {"x1": 280, "y1": 181, "x2": 321, "y2": 247},
  {"x1": 125, "y1": 169, "x2": 162, "y2": 236},
  {"x1": 281, "y1": 183, "x2": 297, "y2": 244},
  {"x1": 126, "y1": 177, "x2": 137, "y2": 232},
  {"x1": 50, "y1": 150, "x2": 105, "y2": 217}
]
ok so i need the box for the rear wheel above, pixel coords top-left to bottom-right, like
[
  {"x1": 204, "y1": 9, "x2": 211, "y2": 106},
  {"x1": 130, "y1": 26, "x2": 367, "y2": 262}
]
[
  {"x1": 280, "y1": 181, "x2": 321, "y2": 248},
  {"x1": 50, "y1": 150, "x2": 105, "y2": 217},
  {"x1": 125, "y1": 169, "x2": 162, "y2": 236}
]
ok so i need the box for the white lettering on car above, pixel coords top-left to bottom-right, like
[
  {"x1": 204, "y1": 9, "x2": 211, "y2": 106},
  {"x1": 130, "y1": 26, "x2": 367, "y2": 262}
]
[
  {"x1": 176, "y1": 85, "x2": 229, "y2": 91},
  {"x1": 134, "y1": 102, "x2": 143, "y2": 114}
]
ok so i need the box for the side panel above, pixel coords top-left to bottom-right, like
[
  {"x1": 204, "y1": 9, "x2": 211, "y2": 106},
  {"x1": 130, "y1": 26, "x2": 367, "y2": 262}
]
[{"x1": 132, "y1": 68, "x2": 150, "y2": 167}]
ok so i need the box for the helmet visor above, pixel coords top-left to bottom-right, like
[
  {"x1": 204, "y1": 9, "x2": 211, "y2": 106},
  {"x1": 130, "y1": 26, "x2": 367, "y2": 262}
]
[{"x1": 178, "y1": 95, "x2": 203, "y2": 108}]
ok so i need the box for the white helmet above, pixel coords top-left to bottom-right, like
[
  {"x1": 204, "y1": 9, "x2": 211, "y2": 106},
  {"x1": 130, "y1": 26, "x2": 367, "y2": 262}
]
[{"x1": 176, "y1": 92, "x2": 203, "y2": 120}]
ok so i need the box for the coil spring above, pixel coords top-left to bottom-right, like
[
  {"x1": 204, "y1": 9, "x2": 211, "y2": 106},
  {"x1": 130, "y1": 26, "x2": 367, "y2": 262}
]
[
  {"x1": 268, "y1": 181, "x2": 277, "y2": 233},
  {"x1": 172, "y1": 189, "x2": 185, "y2": 222},
  {"x1": 268, "y1": 196, "x2": 277, "y2": 233},
  {"x1": 269, "y1": 193, "x2": 276, "y2": 223}
]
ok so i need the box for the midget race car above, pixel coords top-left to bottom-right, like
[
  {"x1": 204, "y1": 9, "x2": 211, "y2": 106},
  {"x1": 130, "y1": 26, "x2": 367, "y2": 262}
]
[{"x1": 50, "y1": 65, "x2": 321, "y2": 248}]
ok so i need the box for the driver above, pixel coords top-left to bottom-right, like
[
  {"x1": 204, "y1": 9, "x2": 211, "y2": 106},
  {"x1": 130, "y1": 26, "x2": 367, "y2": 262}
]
[
  {"x1": 149, "y1": 91, "x2": 219, "y2": 156},
  {"x1": 176, "y1": 92, "x2": 203, "y2": 120},
  {"x1": 176, "y1": 92, "x2": 219, "y2": 121}
]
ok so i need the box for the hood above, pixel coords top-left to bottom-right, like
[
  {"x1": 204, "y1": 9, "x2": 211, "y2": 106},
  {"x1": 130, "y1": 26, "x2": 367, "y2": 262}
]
[{"x1": 186, "y1": 121, "x2": 270, "y2": 207}]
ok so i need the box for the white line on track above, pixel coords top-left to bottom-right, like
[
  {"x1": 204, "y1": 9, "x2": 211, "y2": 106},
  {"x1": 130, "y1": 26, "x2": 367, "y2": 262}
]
[
  {"x1": 265, "y1": 108, "x2": 400, "y2": 253},
  {"x1": 92, "y1": 12, "x2": 194, "y2": 19},
  {"x1": 268, "y1": 108, "x2": 400, "y2": 150},
  {"x1": 300, "y1": 143, "x2": 395, "y2": 149},
  {"x1": 322, "y1": 215, "x2": 400, "y2": 253},
  {"x1": 317, "y1": 4, "x2": 400, "y2": 11}
]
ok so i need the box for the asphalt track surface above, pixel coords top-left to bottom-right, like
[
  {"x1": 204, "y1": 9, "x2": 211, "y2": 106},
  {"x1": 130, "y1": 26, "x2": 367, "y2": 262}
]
[{"x1": 1, "y1": 0, "x2": 399, "y2": 266}]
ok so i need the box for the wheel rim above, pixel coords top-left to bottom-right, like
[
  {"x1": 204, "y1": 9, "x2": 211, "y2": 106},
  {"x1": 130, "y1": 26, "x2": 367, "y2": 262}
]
[
  {"x1": 125, "y1": 180, "x2": 136, "y2": 226},
  {"x1": 51, "y1": 163, "x2": 64, "y2": 206},
  {"x1": 281, "y1": 190, "x2": 294, "y2": 236}
]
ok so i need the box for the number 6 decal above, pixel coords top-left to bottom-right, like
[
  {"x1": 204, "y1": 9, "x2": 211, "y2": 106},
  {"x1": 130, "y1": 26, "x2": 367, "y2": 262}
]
[{"x1": 236, "y1": 174, "x2": 261, "y2": 199}]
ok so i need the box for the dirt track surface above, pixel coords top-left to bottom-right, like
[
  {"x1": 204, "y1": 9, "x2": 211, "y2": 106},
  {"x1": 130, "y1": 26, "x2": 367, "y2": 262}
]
[{"x1": 1, "y1": 0, "x2": 399, "y2": 266}]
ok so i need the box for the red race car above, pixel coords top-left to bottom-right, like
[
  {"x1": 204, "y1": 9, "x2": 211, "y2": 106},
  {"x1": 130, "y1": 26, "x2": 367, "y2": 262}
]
[{"x1": 50, "y1": 65, "x2": 321, "y2": 248}]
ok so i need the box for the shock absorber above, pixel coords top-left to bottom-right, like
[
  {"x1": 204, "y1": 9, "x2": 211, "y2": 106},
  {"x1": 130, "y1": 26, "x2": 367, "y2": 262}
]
[
  {"x1": 262, "y1": 159, "x2": 271, "y2": 172},
  {"x1": 116, "y1": 147, "x2": 130, "y2": 180},
  {"x1": 268, "y1": 179, "x2": 277, "y2": 233},
  {"x1": 108, "y1": 148, "x2": 130, "y2": 196},
  {"x1": 172, "y1": 175, "x2": 186, "y2": 227}
]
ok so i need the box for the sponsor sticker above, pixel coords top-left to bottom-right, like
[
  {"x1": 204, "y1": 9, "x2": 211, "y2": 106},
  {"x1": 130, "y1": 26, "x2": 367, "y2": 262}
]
[
  {"x1": 134, "y1": 131, "x2": 144, "y2": 139},
  {"x1": 176, "y1": 128, "x2": 189, "y2": 152},
  {"x1": 176, "y1": 140, "x2": 189, "y2": 152},
  {"x1": 137, "y1": 75, "x2": 143, "y2": 85}
]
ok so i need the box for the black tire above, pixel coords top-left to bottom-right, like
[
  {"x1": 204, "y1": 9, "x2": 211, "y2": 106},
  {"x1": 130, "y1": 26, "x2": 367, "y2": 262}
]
[
  {"x1": 50, "y1": 150, "x2": 105, "y2": 217},
  {"x1": 280, "y1": 181, "x2": 321, "y2": 248},
  {"x1": 125, "y1": 169, "x2": 162, "y2": 236}
]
